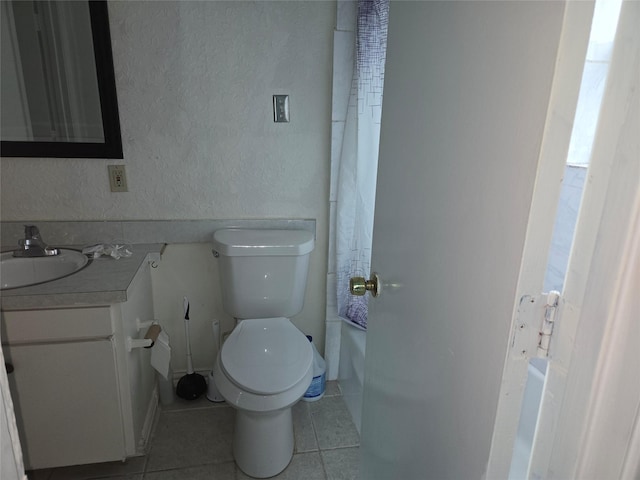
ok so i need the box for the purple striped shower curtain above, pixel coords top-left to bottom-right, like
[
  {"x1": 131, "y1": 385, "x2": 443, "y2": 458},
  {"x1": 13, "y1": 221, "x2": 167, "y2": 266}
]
[{"x1": 336, "y1": 0, "x2": 388, "y2": 330}]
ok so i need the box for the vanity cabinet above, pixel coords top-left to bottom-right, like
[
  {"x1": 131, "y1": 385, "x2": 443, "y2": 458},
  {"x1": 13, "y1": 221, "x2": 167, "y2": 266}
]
[
  {"x1": 5, "y1": 327, "x2": 123, "y2": 468},
  {"x1": 1, "y1": 258, "x2": 158, "y2": 470}
]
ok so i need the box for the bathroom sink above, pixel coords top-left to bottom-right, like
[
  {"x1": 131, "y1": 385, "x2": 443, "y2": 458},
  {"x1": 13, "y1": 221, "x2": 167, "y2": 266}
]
[{"x1": 0, "y1": 249, "x2": 90, "y2": 290}]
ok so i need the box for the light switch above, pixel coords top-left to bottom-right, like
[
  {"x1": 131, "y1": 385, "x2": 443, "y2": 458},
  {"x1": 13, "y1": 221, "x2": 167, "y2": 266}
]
[{"x1": 273, "y1": 95, "x2": 289, "y2": 123}]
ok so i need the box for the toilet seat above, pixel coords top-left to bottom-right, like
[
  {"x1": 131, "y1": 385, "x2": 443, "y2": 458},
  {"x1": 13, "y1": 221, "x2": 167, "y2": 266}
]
[{"x1": 220, "y1": 317, "x2": 313, "y2": 395}]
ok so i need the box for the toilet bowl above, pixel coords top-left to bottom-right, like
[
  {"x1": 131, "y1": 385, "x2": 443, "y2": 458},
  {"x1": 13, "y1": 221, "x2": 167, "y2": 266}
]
[
  {"x1": 211, "y1": 228, "x2": 315, "y2": 478},
  {"x1": 213, "y1": 317, "x2": 313, "y2": 478}
]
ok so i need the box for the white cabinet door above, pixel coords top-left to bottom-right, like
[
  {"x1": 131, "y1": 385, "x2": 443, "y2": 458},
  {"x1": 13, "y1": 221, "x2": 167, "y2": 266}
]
[{"x1": 5, "y1": 339, "x2": 124, "y2": 469}]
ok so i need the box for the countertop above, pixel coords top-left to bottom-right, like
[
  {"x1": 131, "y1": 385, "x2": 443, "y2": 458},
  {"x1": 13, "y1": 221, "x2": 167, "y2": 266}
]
[{"x1": 0, "y1": 244, "x2": 165, "y2": 310}]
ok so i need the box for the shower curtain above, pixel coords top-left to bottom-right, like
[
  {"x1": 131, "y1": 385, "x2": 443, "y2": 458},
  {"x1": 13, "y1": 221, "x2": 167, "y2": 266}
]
[{"x1": 336, "y1": 0, "x2": 388, "y2": 330}]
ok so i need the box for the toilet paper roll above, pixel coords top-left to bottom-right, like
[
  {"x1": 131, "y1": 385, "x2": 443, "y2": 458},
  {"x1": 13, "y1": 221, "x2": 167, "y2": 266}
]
[
  {"x1": 144, "y1": 324, "x2": 162, "y2": 347},
  {"x1": 151, "y1": 330, "x2": 171, "y2": 380}
]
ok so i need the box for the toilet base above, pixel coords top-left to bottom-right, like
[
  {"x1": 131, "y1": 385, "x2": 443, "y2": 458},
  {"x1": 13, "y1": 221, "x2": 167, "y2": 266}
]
[{"x1": 233, "y1": 407, "x2": 294, "y2": 478}]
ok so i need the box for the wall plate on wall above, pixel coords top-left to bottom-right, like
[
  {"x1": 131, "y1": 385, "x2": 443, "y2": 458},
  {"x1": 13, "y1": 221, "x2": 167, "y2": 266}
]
[
  {"x1": 273, "y1": 95, "x2": 289, "y2": 123},
  {"x1": 108, "y1": 165, "x2": 128, "y2": 192}
]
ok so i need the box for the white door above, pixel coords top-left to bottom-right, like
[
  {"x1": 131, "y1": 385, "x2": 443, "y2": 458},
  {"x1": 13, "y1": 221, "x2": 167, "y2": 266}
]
[{"x1": 359, "y1": 1, "x2": 590, "y2": 478}]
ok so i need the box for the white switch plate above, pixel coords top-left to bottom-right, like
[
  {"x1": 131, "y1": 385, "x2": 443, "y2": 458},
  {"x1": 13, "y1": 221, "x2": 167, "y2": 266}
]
[
  {"x1": 273, "y1": 95, "x2": 289, "y2": 123},
  {"x1": 108, "y1": 165, "x2": 128, "y2": 192}
]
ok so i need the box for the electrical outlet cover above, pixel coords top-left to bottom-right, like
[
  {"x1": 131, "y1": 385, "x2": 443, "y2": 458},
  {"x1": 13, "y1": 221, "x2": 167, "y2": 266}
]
[{"x1": 108, "y1": 165, "x2": 128, "y2": 192}]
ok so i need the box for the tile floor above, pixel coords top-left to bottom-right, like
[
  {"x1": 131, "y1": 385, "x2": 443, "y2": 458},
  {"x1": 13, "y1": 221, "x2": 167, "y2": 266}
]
[{"x1": 27, "y1": 381, "x2": 360, "y2": 480}]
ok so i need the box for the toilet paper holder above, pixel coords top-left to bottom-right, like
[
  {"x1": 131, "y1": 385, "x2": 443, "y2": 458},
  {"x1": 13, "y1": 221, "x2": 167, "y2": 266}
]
[{"x1": 126, "y1": 320, "x2": 161, "y2": 352}]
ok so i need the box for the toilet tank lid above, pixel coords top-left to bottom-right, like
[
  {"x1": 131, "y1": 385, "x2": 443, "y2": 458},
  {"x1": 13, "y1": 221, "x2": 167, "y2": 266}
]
[{"x1": 212, "y1": 229, "x2": 314, "y2": 256}]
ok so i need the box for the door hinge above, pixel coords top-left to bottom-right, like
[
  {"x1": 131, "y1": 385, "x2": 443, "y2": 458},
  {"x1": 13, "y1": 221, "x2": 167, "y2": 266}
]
[
  {"x1": 513, "y1": 291, "x2": 562, "y2": 360},
  {"x1": 536, "y1": 291, "x2": 561, "y2": 358},
  {"x1": 33, "y1": 10, "x2": 43, "y2": 32}
]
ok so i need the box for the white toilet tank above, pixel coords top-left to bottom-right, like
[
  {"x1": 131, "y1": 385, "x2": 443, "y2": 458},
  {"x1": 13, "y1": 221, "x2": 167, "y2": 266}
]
[{"x1": 212, "y1": 229, "x2": 315, "y2": 319}]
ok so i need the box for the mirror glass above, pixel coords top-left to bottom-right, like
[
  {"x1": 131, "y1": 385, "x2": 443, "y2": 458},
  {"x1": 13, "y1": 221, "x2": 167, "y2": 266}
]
[{"x1": 1, "y1": 1, "x2": 122, "y2": 158}]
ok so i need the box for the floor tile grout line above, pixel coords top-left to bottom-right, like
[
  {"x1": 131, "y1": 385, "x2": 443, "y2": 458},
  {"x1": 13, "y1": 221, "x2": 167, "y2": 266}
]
[
  {"x1": 144, "y1": 458, "x2": 235, "y2": 474},
  {"x1": 142, "y1": 460, "x2": 237, "y2": 476},
  {"x1": 308, "y1": 397, "x2": 330, "y2": 479},
  {"x1": 318, "y1": 444, "x2": 361, "y2": 452},
  {"x1": 318, "y1": 451, "x2": 331, "y2": 480}
]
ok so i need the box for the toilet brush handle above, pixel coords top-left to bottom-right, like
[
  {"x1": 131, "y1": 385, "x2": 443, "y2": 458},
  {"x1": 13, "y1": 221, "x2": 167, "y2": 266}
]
[
  {"x1": 183, "y1": 297, "x2": 195, "y2": 375},
  {"x1": 184, "y1": 319, "x2": 195, "y2": 374}
]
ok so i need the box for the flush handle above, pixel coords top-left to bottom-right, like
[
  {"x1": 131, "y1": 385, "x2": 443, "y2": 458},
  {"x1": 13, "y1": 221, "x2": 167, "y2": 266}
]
[{"x1": 350, "y1": 273, "x2": 381, "y2": 297}]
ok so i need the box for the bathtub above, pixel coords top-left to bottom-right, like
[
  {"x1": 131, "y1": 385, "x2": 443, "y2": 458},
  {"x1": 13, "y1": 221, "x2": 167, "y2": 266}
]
[
  {"x1": 338, "y1": 318, "x2": 546, "y2": 463},
  {"x1": 338, "y1": 319, "x2": 366, "y2": 434}
]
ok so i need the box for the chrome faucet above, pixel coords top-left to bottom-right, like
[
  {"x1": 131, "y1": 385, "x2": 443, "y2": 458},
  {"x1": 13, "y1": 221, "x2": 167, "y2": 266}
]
[{"x1": 13, "y1": 225, "x2": 59, "y2": 257}]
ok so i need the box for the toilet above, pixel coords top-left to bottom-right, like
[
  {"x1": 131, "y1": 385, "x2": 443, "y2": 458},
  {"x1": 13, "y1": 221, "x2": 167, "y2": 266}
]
[{"x1": 211, "y1": 228, "x2": 315, "y2": 478}]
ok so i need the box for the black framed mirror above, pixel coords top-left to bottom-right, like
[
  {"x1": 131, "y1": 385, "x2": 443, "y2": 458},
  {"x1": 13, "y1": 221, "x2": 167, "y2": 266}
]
[{"x1": 1, "y1": 1, "x2": 123, "y2": 158}]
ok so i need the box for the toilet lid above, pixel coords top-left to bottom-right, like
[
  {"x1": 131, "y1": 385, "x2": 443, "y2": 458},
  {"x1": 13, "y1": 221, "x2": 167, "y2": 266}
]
[{"x1": 220, "y1": 317, "x2": 313, "y2": 395}]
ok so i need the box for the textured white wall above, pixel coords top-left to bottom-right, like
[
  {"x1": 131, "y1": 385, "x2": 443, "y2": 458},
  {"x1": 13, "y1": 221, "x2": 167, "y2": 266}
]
[
  {"x1": 1, "y1": 1, "x2": 333, "y2": 220},
  {"x1": 0, "y1": 1, "x2": 335, "y2": 367}
]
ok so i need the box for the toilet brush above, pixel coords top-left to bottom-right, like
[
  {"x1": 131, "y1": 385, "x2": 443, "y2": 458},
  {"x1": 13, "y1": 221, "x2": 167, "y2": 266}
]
[{"x1": 176, "y1": 297, "x2": 207, "y2": 400}]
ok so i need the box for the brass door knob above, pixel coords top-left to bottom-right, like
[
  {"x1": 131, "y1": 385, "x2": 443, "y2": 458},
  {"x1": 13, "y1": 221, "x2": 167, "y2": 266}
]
[{"x1": 350, "y1": 273, "x2": 381, "y2": 297}]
